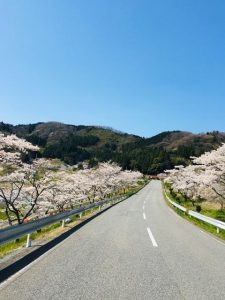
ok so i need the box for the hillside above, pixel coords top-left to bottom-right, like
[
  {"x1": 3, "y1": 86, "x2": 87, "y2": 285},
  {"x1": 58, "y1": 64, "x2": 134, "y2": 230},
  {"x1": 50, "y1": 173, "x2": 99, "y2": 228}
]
[
  {"x1": 0, "y1": 121, "x2": 225, "y2": 174},
  {"x1": 0, "y1": 122, "x2": 139, "y2": 145},
  {"x1": 118, "y1": 130, "x2": 225, "y2": 174}
]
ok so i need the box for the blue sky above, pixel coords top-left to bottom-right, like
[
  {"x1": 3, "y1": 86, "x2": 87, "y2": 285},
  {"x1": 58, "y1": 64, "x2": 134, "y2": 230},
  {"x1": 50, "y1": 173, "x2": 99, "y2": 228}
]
[{"x1": 0, "y1": 0, "x2": 225, "y2": 137}]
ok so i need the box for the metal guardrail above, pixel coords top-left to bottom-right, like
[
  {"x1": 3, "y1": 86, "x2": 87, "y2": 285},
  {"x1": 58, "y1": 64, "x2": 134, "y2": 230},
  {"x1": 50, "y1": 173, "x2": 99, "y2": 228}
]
[
  {"x1": 165, "y1": 193, "x2": 187, "y2": 212},
  {"x1": 188, "y1": 210, "x2": 225, "y2": 231},
  {"x1": 0, "y1": 195, "x2": 127, "y2": 247},
  {"x1": 164, "y1": 191, "x2": 225, "y2": 233}
]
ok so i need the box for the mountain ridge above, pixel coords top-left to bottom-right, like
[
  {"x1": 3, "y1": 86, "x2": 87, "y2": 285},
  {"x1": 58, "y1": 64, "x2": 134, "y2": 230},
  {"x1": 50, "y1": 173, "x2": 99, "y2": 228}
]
[{"x1": 1, "y1": 121, "x2": 224, "y2": 174}]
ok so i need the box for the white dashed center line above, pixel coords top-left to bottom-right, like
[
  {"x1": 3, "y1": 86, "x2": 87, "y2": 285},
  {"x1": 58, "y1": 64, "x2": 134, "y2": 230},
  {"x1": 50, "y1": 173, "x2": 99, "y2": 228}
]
[
  {"x1": 147, "y1": 227, "x2": 158, "y2": 247},
  {"x1": 142, "y1": 200, "x2": 158, "y2": 247}
]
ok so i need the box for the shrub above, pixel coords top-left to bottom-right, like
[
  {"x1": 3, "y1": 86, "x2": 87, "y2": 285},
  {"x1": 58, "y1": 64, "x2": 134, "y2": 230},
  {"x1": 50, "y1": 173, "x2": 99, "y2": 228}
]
[{"x1": 195, "y1": 205, "x2": 202, "y2": 213}]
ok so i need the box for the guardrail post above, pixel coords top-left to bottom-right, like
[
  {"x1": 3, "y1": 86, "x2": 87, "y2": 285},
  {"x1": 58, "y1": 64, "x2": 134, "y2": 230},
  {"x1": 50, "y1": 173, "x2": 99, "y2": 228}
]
[
  {"x1": 98, "y1": 205, "x2": 101, "y2": 212},
  {"x1": 79, "y1": 213, "x2": 82, "y2": 219},
  {"x1": 217, "y1": 227, "x2": 220, "y2": 234},
  {"x1": 26, "y1": 233, "x2": 32, "y2": 248},
  {"x1": 62, "y1": 219, "x2": 65, "y2": 228}
]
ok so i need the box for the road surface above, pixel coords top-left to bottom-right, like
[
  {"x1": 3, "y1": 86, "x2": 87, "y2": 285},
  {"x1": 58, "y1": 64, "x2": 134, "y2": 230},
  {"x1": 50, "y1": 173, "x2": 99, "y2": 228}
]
[{"x1": 0, "y1": 181, "x2": 225, "y2": 299}]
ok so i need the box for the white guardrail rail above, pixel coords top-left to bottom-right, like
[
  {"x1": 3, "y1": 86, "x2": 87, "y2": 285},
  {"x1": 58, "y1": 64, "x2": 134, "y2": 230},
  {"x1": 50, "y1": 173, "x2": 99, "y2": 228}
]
[
  {"x1": 0, "y1": 194, "x2": 128, "y2": 248},
  {"x1": 165, "y1": 191, "x2": 225, "y2": 233}
]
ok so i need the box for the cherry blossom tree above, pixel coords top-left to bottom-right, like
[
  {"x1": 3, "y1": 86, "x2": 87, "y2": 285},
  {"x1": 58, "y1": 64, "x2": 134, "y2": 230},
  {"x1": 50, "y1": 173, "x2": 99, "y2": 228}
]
[
  {"x1": 0, "y1": 163, "x2": 54, "y2": 225},
  {"x1": 0, "y1": 150, "x2": 21, "y2": 166},
  {"x1": 165, "y1": 144, "x2": 225, "y2": 210},
  {"x1": 0, "y1": 133, "x2": 39, "y2": 152},
  {"x1": 0, "y1": 133, "x2": 39, "y2": 167},
  {"x1": 39, "y1": 163, "x2": 142, "y2": 214},
  {"x1": 192, "y1": 145, "x2": 225, "y2": 210},
  {"x1": 0, "y1": 134, "x2": 143, "y2": 223}
]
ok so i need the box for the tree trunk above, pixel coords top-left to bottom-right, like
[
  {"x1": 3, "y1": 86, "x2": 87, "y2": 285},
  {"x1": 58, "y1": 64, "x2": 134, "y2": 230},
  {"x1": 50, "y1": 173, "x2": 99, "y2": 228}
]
[{"x1": 5, "y1": 208, "x2": 12, "y2": 226}]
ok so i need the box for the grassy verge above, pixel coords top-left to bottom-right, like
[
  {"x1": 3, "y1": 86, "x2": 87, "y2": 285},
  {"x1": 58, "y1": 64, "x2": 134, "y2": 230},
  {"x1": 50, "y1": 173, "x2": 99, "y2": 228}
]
[
  {"x1": 0, "y1": 183, "x2": 146, "y2": 258},
  {"x1": 0, "y1": 218, "x2": 80, "y2": 259},
  {"x1": 200, "y1": 209, "x2": 225, "y2": 222},
  {"x1": 162, "y1": 184, "x2": 225, "y2": 241}
]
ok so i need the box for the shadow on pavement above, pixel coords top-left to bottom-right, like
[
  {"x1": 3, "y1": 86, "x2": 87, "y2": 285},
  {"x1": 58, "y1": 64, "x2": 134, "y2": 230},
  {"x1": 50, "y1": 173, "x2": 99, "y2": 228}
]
[{"x1": 0, "y1": 201, "x2": 122, "y2": 284}]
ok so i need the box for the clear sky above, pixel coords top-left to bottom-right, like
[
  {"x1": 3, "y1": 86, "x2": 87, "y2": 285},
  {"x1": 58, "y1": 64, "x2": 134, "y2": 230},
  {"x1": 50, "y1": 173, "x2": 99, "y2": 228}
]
[{"x1": 0, "y1": 0, "x2": 225, "y2": 137}]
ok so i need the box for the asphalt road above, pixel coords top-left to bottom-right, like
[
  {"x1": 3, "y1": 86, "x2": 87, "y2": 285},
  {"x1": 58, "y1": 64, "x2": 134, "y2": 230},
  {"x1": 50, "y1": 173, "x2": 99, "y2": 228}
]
[{"x1": 0, "y1": 181, "x2": 225, "y2": 300}]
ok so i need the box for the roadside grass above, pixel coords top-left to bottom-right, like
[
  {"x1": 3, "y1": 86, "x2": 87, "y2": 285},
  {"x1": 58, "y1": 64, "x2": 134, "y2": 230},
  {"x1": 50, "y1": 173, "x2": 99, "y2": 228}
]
[
  {"x1": 200, "y1": 209, "x2": 225, "y2": 222},
  {"x1": 0, "y1": 221, "x2": 63, "y2": 258},
  {"x1": 0, "y1": 210, "x2": 8, "y2": 220},
  {"x1": 0, "y1": 183, "x2": 147, "y2": 259},
  {"x1": 162, "y1": 186, "x2": 225, "y2": 241},
  {"x1": 164, "y1": 188, "x2": 225, "y2": 222},
  {"x1": 0, "y1": 210, "x2": 96, "y2": 259},
  {"x1": 0, "y1": 236, "x2": 27, "y2": 258}
]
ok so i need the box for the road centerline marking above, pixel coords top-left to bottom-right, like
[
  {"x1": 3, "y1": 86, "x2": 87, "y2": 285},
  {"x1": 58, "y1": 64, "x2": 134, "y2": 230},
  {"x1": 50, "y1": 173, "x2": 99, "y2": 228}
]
[
  {"x1": 147, "y1": 227, "x2": 158, "y2": 247},
  {"x1": 143, "y1": 212, "x2": 146, "y2": 220}
]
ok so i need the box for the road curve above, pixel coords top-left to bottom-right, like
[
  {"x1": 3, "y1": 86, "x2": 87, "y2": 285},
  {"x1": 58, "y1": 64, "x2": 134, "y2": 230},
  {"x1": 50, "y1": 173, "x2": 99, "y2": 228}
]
[{"x1": 0, "y1": 181, "x2": 225, "y2": 300}]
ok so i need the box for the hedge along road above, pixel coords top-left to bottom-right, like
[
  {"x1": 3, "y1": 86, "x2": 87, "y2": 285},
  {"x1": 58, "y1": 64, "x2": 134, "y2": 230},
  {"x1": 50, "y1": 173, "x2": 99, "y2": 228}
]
[{"x1": 0, "y1": 181, "x2": 225, "y2": 300}]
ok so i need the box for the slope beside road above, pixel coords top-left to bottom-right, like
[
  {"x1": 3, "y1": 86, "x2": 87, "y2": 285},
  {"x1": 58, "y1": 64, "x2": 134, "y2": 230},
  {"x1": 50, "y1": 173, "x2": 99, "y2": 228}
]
[{"x1": 0, "y1": 181, "x2": 225, "y2": 300}]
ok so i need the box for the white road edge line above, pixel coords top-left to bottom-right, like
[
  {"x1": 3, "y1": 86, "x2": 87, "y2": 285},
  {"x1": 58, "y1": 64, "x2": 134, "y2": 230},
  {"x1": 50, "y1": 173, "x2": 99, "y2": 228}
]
[
  {"x1": 143, "y1": 213, "x2": 146, "y2": 220},
  {"x1": 166, "y1": 202, "x2": 225, "y2": 248},
  {"x1": 199, "y1": 229, "x2": 225, "y2": 247},
  {"x1": 147, "y1": 227, "x2": 158, "y2": 247}
]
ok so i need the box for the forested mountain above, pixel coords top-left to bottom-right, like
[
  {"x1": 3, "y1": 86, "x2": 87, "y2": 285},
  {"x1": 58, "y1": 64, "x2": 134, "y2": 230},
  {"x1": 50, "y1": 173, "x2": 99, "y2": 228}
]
[{"x1": 1, "y1": 121, "x2": 225, "y2": 174}]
